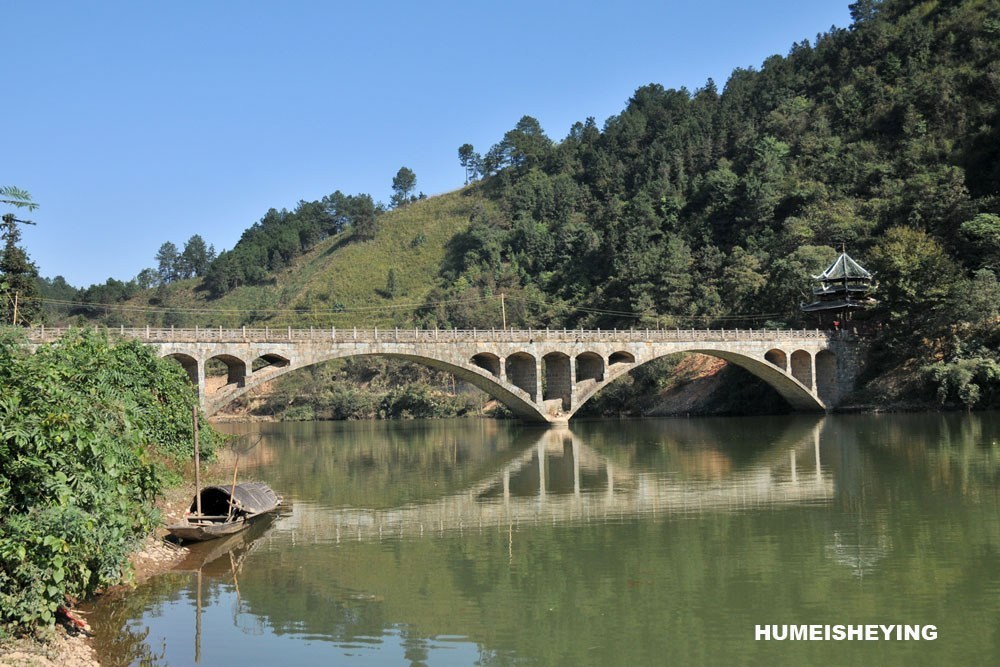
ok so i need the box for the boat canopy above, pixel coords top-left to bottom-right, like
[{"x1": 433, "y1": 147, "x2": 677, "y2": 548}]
[{"x1": 190, "y1": 481, "x2": 280, "y2": 516}]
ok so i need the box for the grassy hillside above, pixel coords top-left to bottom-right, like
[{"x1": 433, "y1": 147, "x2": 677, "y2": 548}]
[
  {"x1": 117, "y1": 189, "x2": 486, "y2": 329},
  {"x1": 286, "y1": 191, "x2": 486, "y2": 328}
]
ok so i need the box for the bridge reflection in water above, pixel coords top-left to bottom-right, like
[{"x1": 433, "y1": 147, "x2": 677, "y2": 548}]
[{"x1": 268, "y1": 422, "x2": 832, "y2": 544}]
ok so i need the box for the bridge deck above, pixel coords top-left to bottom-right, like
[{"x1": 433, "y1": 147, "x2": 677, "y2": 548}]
[{"x1": 27, "y1": 326, "x2": 831, "y2": 344}]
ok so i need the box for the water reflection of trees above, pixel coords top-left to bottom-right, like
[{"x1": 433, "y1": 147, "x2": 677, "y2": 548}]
[
  {"x1": 820, "y1": 412, "x2": 1000, "y2": 583},
  {"x1": 86, "y1": 574, "x2": 178, "y2": 666},
  {"x1": 833, "y1": 412, "x2": 1000, "y2": 493}
]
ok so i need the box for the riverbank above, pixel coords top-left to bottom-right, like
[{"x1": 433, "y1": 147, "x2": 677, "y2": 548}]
[
  {"x1": 0, "y1": 451, "x2": 244, "y2": 667},
  {"x1": 0, "y1": 538, "x2": 188, "y2": 665},
  {"x1": 0, "y1": 508, "x2": 188, "y2": 667},
  {"x1": 0, "y1": 629, "x2": 97, "y2": 667}
]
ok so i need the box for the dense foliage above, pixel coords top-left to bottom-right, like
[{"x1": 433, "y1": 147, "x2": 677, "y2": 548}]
[
  {"x1": 0, "y1": 328, "x2": 219, "y2": 631},
  {"x1": 152, "y1": 235, "x2": 216, "y2": 285}
]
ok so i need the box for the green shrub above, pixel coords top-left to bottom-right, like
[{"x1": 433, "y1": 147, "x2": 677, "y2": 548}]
[
  {"x1": 282, "y1": 404, "x2": 315, "y2": 421},
  {"x1": 924, "y1": 357, "x2": 1000, "y2": 409},
  {"x1": 379, "y1": 383, "x2": 475, "y2": 419},
  {"x1": 0, "y1": 328, "x2": 217, "y2": 631},
  {"x1": 320, "y1": 385, "x2": 379, "y2": 420}
]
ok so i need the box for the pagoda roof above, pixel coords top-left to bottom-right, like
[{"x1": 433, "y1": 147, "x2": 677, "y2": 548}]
[
  {"x1": 812, "y1": 252, "x2": 873, "y2": 281},
  {"x1": 812, "y1": 284, "x2": 871, "y2": 296},
  {"x1": 800, "y1": 297, "x2": 875, "y2": 313}
]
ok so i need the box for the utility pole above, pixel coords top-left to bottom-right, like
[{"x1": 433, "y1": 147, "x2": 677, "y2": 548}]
[
  {"x1": 500, "y1": 292, "x2": 507, "y2": 330},
  {"x1": 1, "y1": 199, "x2": 38, "y2": 326}
]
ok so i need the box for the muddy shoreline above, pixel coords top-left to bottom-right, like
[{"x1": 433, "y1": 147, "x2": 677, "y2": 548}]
[{"x1": 0, "y1": 452, "x2": 244, "y2": 667}]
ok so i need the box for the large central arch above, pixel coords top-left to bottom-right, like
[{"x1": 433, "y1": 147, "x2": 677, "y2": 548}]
[
  {"x1": 204, "y1": 351, "x2": 552, "y2": 423},
  {"x1": 571, "y1": 349, "x2": 824, "y2": 417}
]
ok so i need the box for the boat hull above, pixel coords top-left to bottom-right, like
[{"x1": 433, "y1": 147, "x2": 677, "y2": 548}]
[{"x1": 167, "y1": 515, "x2": 255, "y2": 542}]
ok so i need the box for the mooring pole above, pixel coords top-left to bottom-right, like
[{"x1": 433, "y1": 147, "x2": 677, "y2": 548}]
[{"x1": 193, "y1": 405, "x2": 202, "y2": 517}]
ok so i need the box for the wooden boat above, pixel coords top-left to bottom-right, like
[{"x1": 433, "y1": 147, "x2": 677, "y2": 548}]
[
  {"x1": 167, "y1": 481, "x2": 281, "y2": 543},
  {"x1": 167, "y1": 408, "x2": 280, "y2": 543}
]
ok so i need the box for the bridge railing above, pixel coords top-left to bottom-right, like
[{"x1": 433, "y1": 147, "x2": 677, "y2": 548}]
[{"x1": 26, "y1": 325, "x2": 832, "y2": 344}]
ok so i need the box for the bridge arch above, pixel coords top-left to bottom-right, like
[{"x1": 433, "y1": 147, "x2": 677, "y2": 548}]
[
  {"x1": 164, "y1": 352, "x2": 199, "y2": 385},
  {"x1": 765, "y1": 348, "x2": 787, "y2": 371},
  {"x1": 572, "y1": 348, "x2": 825, "y2": 417},
  {"x1": 193, "y1": 347, "x2": 825, "y2": 423},
  {"x1": 204, "y1": 349, "x2": 551, "y2": 423},
  {"x1": 207, "y1": 353, "x2": 248, "y2": 387}
]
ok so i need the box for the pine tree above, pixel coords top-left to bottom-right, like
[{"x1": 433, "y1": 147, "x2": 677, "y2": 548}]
[
  {"x1": 0, "y1": 187, "x2": 41, "y2": 325},
  {"x1": 385, "y1": 268, "x2": 398, "y2": 298},
  {"x1": 390, "y1": 167, "x2": 417, "y2": 208}
]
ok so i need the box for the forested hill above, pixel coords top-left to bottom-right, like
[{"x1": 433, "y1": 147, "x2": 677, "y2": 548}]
[
  {"x1": 45, "y1": 0, "x2": 1000, "y2": 409},
  {"x1": 423, "y1": 0, "x2": 1000, "y2": 407},
  {"x1": 431, "y1": 0, "x2": 999, "y2": 326}
]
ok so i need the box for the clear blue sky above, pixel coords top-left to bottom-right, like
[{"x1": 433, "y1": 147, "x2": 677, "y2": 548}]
[{"x1": 6, "y1": 1, "x2": 852, "y2": 287}]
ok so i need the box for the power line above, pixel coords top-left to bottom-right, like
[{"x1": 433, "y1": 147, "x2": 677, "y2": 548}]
[
  {"x1": 503, "y1": 294, "x2": 784, "y2": 321},
  {"x1": 31, "y1": 294, "x2": 495, "y2": 315},
  {"x1": 31, "y1": 292, "x2": 788, "y2": 324}
]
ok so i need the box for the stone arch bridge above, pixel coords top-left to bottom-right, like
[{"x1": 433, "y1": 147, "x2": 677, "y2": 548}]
[{"x1": 29, "y1": 326, "x2": 862, "y2": 424}]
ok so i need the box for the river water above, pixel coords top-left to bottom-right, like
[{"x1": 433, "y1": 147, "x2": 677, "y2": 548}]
[{"x1": 88, "y1": 413, "x2": 1000, "y2": 666}]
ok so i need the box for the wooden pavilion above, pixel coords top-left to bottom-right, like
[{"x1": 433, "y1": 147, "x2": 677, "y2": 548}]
[{"x1": 801, "y1": 251, "x2": 875, "y2": 325}]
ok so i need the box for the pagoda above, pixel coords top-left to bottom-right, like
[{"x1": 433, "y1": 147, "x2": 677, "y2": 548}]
[{"x1": 801, "y1": 250, "x2": 875, "y2": 320}]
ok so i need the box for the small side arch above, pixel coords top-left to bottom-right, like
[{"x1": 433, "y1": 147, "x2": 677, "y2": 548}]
[
  {"x1": 164, "y1": 352, "x2": 198, "y2": 385},
  {"x1": 790, "y1": 350, "x2": 813, "y2": 390},
  {"x1": 609, "y1": 351, "x2": 635, "y2": 366},
  {"x1": 253, "y1": 353, "x2": 290, "y2": 371},
  {"x1": 765, "y1": 349, "x2": 787, "y2": 371},
  {"x1": 505, "y1": 352, "x2": 538, "y2": 401},
  {"x1": 542, "y1": 351, "x2": 572, "y2": 411},
  {"x1": 207, "y1": 353, "x2": 247, "y2": 387},
  {"x1": 815, "y1": 350, "x2": 837, "y2": 404},
  {"x1": 471, "y1": 352, "x2": 501, "y2": 377},
  {"x1": 576, "y1": 351, "x2": 604, "y2": 383}
]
